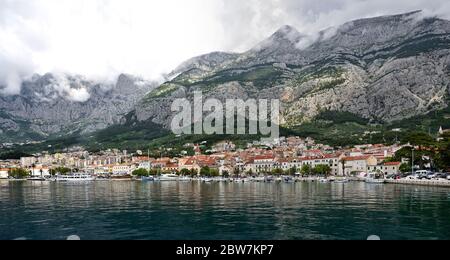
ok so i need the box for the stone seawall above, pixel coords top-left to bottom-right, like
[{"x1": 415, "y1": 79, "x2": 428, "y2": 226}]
[{"x1": 386, "y1": 179, "x2": 450, "y2": 188}]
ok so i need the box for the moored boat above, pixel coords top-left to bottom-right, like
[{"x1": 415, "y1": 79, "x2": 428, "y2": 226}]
[
  {"x1": 201, "y1": 177, "x2": 213, "y2": 183},
  {"x1": 56, "y1": 173, "x2": 95, "y2": 182},
  {"x1": 141, "y1": 176, "x2": 156, "y2": 182},
  {"x1": 319, "y1": 178, "x2": 331, "y2": 183},
  {"x1": 365, "y1": 172, "x2": 386, "y2": 184},
  {"x1": 159, "y1": 174, "x2": 179, "y2": 181},
  {"x1": 179, "y1": 176, "x2": 192, "y2": 182},
  {"x1": 27, "y1": 177, "x2": 47, "y2": 181},
  {"x1": 334, "y1": 178, "x2": 349, "y2": 183}
]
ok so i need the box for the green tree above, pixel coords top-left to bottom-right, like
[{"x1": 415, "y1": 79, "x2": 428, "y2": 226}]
[
  {"x1": 233, "y1": 167, "x2": 241, "y2": 177},
  {"x1": 149, "y1": 169, "x2": 159, "y2": 176},
  {"x1": 402, "y1": 131, "x2": 436, "y2": 148},
  {"x1": 222, "y1": 171, "x2": 230, "y2": 178},
  {"x1": 8, "y1": 168, "x2": 30, "y2": 179},
  {"x1": 313, "y1": 165, "x2": 332, "y2": 176},
  {"x1": 272, "y1": 168, "x2": 284, "y2": 175},
  {"x1": 394, "y1": 147, "x2": 433, "y2": 171},
  {"x1": 436, "y1": 132, "x2": 450, "y2": 171},
  {"x1": 180, "y1": 168, "x2": 190, "y2": 176},
  {"x1": 50, "y1": 167, "x2": 71, "y2": 176},
  {"x1": 189, "y1": 169, "x2": 199, "y2": 177},
  {"x1": 287, "y1": 167, "x2": 297, "y2": 176},
  {"x1": 399, "y1": 163, "x2": 412, "y2": 173},
  {"x1": 200, "y1": 166, "x2": 211, "y2": 177},
  {"x1": 300, "y1": 165, "x2": 312, "y2": 176},
  {"x1": 132, "y1": 168, "x2": 149, "y2": 177},
  {"x1": 210, "y1": 169, "x2": 220, "y2": 177}
]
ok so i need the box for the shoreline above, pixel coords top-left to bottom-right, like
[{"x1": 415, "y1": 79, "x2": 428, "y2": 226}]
[
  {"x1": 2, "y1": 178, "x2": 450, "y2": 188},
  {"x1": 385, "y1": 179, "x2": 450, "y2": 188}
]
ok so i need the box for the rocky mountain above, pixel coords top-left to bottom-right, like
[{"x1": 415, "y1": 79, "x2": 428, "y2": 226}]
[
  {"x1": 135, "y1": 11, "x2": 450, "y2": 129},
  {"x1": 2, "y1": 11, "x2": 450, "y2": 147},
  {"x1": 0, "y1": 73, "x2": 158, "y2": 142}
]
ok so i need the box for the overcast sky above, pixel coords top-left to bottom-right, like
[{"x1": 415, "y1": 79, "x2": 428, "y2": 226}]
[{"x1": 1, "y1": 0, "x2": 450, "y2": 94}]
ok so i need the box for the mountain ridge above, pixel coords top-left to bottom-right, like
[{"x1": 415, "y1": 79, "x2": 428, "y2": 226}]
[{"x1": 1, "y1": 11, "x2": 450, "y2": 147}]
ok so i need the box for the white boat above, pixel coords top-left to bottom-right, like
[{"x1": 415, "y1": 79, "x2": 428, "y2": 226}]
[
  {"x1": 159, "y1": 174, "x2": 179, "y2": 181},
  {"x1": 201, "y1": 177, "x2": 213, "y2": 183},
  {"x1": 232, "y1": 178, "x2": 249, "y2": 183},
  {"x1": 56, "y1": 173, "x2": 95, "y2": 182},
  {"x1": 334, "y1": 178, "x2": 349, "y2": 183},
  {"x1": 251, "y1": 176, "x2": 266, "y2": 182},
  {"x1": 319, "y1": 178, "x2": 331, "y2": 183},
  {"x1": 216, "y1": 177, "x2": 230, "y2": 182},
  {"x1": 365, "y1": 172, "x2": 386, "y2": 184},
  {"x1": 179, "y1": 176, "x2": 192, "y2": 182},
  {"x1": 141, "y1": 176, "x2": 156, "y2": 182}
]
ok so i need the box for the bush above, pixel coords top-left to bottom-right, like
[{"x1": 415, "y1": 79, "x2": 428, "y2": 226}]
[
  {"x1": 8, "y1": 168, "x2": 30, "y2": 179},
  {"x1": 132, "y1": 168, "x2": 150, "y2": 177}
]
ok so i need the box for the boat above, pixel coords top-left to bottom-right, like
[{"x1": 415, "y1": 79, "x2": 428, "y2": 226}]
[
  {"x1": 141, "y1": 176, "x2": 156, "y2": 182},
  {"x1": 232, "y1": 178, "x2": 249, "y2": 183},
  {"x1": 251, "y1": 176, "x2": 266, "y2": 182},
  {"x1": 264, "y1": 176, "x2": 275, "y2": 183},
  {"x1": 201, "y1": 177, "x2": 213, "y2": 183},
  {"x1": 216, "y1": 177, "x2": 230, "y2": 182},
  {"x1": 179, "y1": 176, "x2": 192, "y2": 182},
  {"x1": 27, "y1": 177, "x2": 47, "y2": 181},
  {"x1": 365, "y1": 172, "x2": 386, "y2": 184},
  {"x1": 334, "y1": 178, "x2": 349, "y2": 183},
  {"x1": 56, "y1": 173, "x2": 95, "y2": 182},
  {"x1": 283, "y1": 176, "x2": 295, "y2": 183},
  {"x1": 319, "y1": 178, "x2": 331, "y2": 183},
  {"x1": 159, "y1": 174, "x2": 179, "y2": 181}
]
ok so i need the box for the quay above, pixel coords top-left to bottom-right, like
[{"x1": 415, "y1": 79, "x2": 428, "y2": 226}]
[{"x1": 386, "y1": 179, "x2": 450, "y2": 188}]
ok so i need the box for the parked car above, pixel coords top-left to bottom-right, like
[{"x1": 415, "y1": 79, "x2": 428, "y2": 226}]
[
  {"x1": 386, "y1": 174, "x2": 402, "y2": 180},
  {"x1": 433, "y1": 173, "x2": 449, "y2": 180},
  {"x1": 415, "y1": 170, "x2": 433, "y2": 180}
]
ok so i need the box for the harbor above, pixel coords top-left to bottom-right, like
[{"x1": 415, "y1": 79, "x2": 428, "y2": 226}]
[
  {"x1": 3, "y1": 174, "x2": 450, "y2": 188},
  {"x1": 1, "y1": 180, "x2": 450, "y2": 240}
]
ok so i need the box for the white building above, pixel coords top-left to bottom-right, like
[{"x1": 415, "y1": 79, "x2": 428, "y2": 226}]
[
  {"x1": 30, "y1": 166, "x2": 51, "y2": 177},
  {"x1": 21, "y1": 157, "x2": 37, "y2": 167},
  {"x1": 112, "y1": 165, "x2": 133, "y2": 175},
  {"x1": 0, "y1": 168, "x2": 9, "y2": 179},
  {"x1": 138, "y1": 161, "x2": 152, "y2": 170},
  {"x1": 367, "y1": 162, "x2": 402, "y2": 176},
  {"x1": 340, "y1": 156, "x2": 378, "y2": 176},
  {"x1": 251, "y1": 155, "x2": 276, "y2": 173}
]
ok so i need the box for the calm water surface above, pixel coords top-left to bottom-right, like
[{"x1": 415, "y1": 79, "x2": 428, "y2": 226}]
[{"x1": 1, "y1": 180, "x2": 450, "y2": 240}]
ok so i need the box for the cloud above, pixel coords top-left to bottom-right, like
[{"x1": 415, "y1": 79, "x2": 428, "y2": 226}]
[
  {"x1": 48, "y1": 74, "x2": 91, "y2": 103},
  {"x1": 1, "y1": 0, "x2": 450, "y2": 96}
]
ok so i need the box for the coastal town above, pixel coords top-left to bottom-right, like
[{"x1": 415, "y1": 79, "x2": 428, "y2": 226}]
[{"x1": 1, "y1": 132, "x2": 449, "y2": 186}]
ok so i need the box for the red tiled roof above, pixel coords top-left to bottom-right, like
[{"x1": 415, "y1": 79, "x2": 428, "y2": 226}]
[
  {"x1": 384, "y1": 162, "x2": 401, "y2": 166},
  {"x1": 254, "y1": 155, "x2": 275, "y2": 160},
  {"x1": 342, "y1": 156, "x2": 371, "y2": 161}
]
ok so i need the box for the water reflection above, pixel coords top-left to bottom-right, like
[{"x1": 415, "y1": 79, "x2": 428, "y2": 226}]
[{"x1": 0, "y1": 180, "x2": 449, "y2": 240}]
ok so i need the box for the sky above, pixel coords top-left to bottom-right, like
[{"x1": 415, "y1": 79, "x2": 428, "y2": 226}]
[{"x1": 1, "y1": 0, "x2": 450, "y2": 95}]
